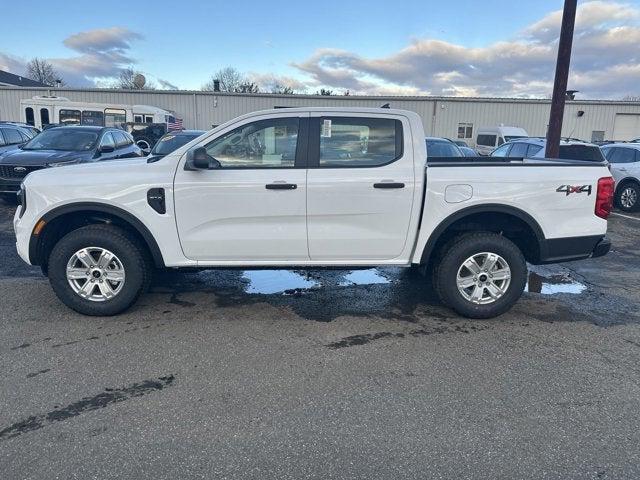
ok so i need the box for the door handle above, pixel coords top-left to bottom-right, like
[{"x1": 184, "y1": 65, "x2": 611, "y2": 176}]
[
  {"x1": 266, "y1": 183, "x2": 297, "y2": 190},
  {"x1": 373, "y1": 182, "x2": 405, "y2": 189}
]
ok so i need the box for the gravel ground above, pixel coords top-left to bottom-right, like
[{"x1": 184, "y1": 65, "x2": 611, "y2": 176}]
[{"x1": 1, "y1": 201, "x2": 640, "y2": 480}]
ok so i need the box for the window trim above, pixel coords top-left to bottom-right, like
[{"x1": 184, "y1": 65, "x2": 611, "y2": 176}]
[
  {"x1": 199, "y1": 116, "x2": 307, "y2": 170},
  {"x1": 307, "y1": 116, "x2": 404, "y2": 169}
]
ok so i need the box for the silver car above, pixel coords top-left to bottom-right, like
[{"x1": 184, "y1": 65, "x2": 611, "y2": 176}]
[{"x1": 601, "y1": 143, "x2": 640, "y2": 212}]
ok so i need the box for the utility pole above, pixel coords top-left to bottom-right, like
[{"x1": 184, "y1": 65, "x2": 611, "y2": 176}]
[{"x1": 545, "y1": 0, "x2": 578, "y2": 158}]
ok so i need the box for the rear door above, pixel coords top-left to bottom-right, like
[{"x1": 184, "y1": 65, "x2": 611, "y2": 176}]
[{"x1": 306, "y1": 113, "x2": 415, "y2": 261}]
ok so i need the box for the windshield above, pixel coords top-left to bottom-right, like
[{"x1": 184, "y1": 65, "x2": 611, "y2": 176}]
[
  {"x1": 426, "y1": 139, "x2": 463, "y2": 157},
  {"x1": 23, "y1": 129, "x2": 98, "y2": 151},
  {"x1": 151, "y1": 133, "x2": 200, "y2": 155},
  {"x1": 504, "y1": 135, "x2": 527, "y2": 142}
]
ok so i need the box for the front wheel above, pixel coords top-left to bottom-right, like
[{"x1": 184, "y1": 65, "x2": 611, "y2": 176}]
[
  {"x1": 434, "y1": 233, "x2": 527, "y2": 319},
  {"x1": 48, "y1": 225, "x2": 152, "y2": 316}
]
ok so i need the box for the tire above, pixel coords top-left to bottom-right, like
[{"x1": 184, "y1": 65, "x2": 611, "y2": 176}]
[
  {"x1": 47, "y1": 224, "x2": 152, "y2": 316},
  {"x1": 616, "y1": 182, "x2": 640, "y2": 212},
  {"x1": 433, "y1": 232, "x2": 527, "y2": 319}
]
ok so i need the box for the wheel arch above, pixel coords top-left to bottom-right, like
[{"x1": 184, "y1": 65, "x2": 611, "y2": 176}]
[
  {"x1": 419, "y1": 204, "x2": 546, "y2": 266},
  {"x1": 29, "y1": 202, "x2": 165, "y2": 271},
  {"x1": 615, "y1": 176, "x2": 640, "y2": 194}
]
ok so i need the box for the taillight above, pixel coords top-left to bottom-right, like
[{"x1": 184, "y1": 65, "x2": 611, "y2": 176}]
[{"x1": 595, "y1": 176, "x2": 615, "y2": 219}]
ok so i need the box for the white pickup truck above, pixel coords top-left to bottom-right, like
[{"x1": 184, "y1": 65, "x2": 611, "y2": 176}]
[{"x1": 13, "y1": 107, "x2": 614, "y2": 319}]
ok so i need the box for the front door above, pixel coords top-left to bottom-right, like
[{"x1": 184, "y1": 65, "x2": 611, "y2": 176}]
[
  {"x1": 306, "y1": 114, "x2": 416, "y2": 261},
  {"x1": 174, "y1": 114, "x2": 308, "y2": 262}
]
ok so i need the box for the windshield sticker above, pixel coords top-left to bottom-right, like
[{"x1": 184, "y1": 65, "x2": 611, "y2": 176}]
[{"x1": 321, "y1": 119, "x2": 332, "y2": 138}]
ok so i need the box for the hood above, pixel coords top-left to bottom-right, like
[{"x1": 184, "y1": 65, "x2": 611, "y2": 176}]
[{"x1": 0, "y1": 149, "x2": 93, "y2": 166}]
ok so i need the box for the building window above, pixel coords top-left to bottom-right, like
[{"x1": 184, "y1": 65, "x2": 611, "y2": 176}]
[
  {"x1": 59, "y1": 109, "x2": 81, "y2": 125},
  {"x1": 591, "y1": 131, "x2": 605, "y2": 143},
  {"x1": 458, "y1": 122, "x2": 473, "y2": 139},
  {"x1": 40, "y1": 108, "x2": 50, "y2": 126},
  {"x1": 81, "y1": 110, "x2": 105, "y2": 126},
  {"x1": 105, "y1": 108, "x2": 126, "y2": 128},
  {"x1": 25, "y1": 107, "x2": 35, "y2": 126}
]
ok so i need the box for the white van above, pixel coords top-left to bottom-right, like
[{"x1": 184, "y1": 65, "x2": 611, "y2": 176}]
[{"x1": 475, "y1": 126, "x2": 528, "y2": 155}]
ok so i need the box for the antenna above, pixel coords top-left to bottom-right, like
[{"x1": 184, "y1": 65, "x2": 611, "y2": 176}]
[{"x1": 380, "y1": 103, "x2": 390, "y2": 109}]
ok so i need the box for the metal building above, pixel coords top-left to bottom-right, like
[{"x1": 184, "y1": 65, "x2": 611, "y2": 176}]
[{"x1": 2, "y1": 86, "x2": 640, "y2": 144}]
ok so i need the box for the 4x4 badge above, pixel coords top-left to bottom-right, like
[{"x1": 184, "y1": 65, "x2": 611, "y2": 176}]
[{"x1": 556, "y1": 184, "x2": 592, "y2": 196}]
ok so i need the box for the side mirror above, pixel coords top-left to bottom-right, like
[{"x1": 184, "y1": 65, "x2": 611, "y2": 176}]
[
  {"x1": 141, "y1": 147, "x2": 151, "y2": 156},
  {"x1": 99, "y1": 145, "x2": 115, "y2": 154},
  {"x1": 184, "y1": 146, "x2": 221, "y2": 170}
]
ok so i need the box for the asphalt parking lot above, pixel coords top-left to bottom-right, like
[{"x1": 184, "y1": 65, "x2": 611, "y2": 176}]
[{"x1": 1, "y1": 202, "x2": 640, "y2": 479}]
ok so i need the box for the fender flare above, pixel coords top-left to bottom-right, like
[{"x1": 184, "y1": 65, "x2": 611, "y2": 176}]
[
  {"x1": 29, "y1": 202, "x2": 165, "y2": 268},
  {"x1": 419, "y1": 203, "x2": 546, "y2": 265}
]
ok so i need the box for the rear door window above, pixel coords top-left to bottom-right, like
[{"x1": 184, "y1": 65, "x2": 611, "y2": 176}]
[
  {"x1": 607, "y1": 147, "x2": 637, "y2": 164},
  {"x1": 316, "y1": 117, "x2": 402, "y2": 167},
  {"x1": 99, "y1": 132, "x2": 116, "y2": 150},
  {"x1": 491, "y1": 143, "x2": 511, "y2": 157}
]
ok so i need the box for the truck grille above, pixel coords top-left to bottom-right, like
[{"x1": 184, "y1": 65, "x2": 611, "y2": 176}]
[{"x1": 0, "y1": 165, "x2": 43, "y2": 179}]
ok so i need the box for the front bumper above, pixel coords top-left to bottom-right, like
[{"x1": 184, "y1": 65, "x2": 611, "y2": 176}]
[
  {"x1": 0, "y1": 178, "x2": 20, "y2": 195},
  {"x1": 538, "y1": 235, "x2": 610, "y2": 264}
]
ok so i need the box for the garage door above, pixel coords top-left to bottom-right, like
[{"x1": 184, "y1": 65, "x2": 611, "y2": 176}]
[{"x1": 613, "y1": 114, "x2": 640, "y2": 141}]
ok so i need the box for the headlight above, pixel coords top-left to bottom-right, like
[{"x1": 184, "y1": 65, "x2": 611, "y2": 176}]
[{"x1": 47, "y1": 159, "x2": 81, "y2": 168}]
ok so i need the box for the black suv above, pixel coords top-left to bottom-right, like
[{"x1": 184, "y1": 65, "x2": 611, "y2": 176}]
[{"x1": 0, "y1": 126, "x2": 141, "y2": 199}]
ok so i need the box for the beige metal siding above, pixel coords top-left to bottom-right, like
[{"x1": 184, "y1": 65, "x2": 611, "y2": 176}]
[{"x1": 2, "y1": 87, "x2": 640, "y2": 144}]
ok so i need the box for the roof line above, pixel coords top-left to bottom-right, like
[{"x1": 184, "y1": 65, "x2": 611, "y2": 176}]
[{"x1": 1, "y1": 86, "x2": 639, "y2": 105}]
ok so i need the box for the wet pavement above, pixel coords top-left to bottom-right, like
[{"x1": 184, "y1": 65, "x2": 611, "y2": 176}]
[{"x1": 2, "y1": 201, "x2": 640, "y2": 479}]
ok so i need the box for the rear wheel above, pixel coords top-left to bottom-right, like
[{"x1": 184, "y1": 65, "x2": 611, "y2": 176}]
[
  {"x1": 434, "y1": 233, "x2": 527, "y2": 319},
  {"x1": 616, "y1": 182, "x2": 640, "y2": 212},
  {"x1": 48, "y1": 225, "x2": 152, "y2": 316}
]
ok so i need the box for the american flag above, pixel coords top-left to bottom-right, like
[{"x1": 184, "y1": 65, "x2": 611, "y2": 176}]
[{"x1": 167, "y1": 117, "x2": 183, "y2": 131}]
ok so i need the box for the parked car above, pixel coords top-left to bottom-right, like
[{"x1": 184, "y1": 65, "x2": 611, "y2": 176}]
[
  {"x1": 0, "y1": 122, "x2": 39, "y2": 138},
  {"x1": 147, "y1": 130, "x2": 206, "y2": 160},
  {"x1": 475, "y1": 126, "x2": 528, "y2": 155},
  {"x1": 601, "y1": 143, "x2": 640, "y2": 211},
  {"x1": 425, "y1": 137, "x2": 464, "y2": 158},
  {"x1": 0, "y1": 124, "x2": 33, "y2": 157},
  {"x1": 0, "y1": 126, "x2": 141, "y2": 200},
  {"x1": 15, "y1": 107, "x2": 613, "y2": 319},
  {"x1": 490, "y1": 138, "x2": 606, "y2": 162}
]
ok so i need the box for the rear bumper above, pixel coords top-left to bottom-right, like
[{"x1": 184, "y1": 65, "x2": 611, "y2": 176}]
[{"x1": 537, "y1": 235, "x2": 610, "y2": 264}]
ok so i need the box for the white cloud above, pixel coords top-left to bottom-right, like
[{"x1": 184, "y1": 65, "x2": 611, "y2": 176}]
[{"x1": 290, "y1": 0, "x2": 640, "y2": 99}]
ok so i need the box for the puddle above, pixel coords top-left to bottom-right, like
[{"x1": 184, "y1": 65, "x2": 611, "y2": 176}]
[
  {"x1": 527, "y1": 271, "x2": 586, "y2": 295},
  {"x1": 242, "y1": 270, "x2": 318, "y2": 295},
  {"x1": 339, "y1": 269, "x2": 391, "y2": 286}
]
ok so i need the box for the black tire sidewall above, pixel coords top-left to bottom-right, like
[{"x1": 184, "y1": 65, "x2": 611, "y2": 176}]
[
  {"x1": 48, "y1": 226, "x2": 146, "y2": 316},
  {"x1": 616, "y1": 183, "x2": 640, "y2": 212},
  {"x1": 437, "y1": 234, "x2": 527, "y2": 319}
]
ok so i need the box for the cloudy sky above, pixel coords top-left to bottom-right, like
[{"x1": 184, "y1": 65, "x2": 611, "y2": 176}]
[{"x1": 1, "y1": 0, "x2": 639, "y2": 99}]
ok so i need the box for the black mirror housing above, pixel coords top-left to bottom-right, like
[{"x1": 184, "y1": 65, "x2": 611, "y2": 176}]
[
  {"x1": 185, "y1": 147, "x2": 221, "y2": 170},
  {"x1": 100, "y1": 145, "x2": 115, "y2": 154}
]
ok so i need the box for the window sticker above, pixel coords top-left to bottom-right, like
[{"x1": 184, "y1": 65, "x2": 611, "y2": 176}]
[{"x1": 321, "y1": 119, "x2": 332, "y2": 138}]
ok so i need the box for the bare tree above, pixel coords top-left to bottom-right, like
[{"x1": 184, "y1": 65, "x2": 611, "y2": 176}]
[
  {"x1": 622, "y1": 95, "x2": 640, "y2": 102},
  {"x1": 25, "y1": 58, "x2": 63, "y2": 86},
  {"x1": 116, "y1": 67, "x2": 154, "y2": 90},
  {"x1": 315, "y1": 88, "x2": 334, "y2": 96},
  {"x1": 271, "y1": 84, "x2": 295, "y2": 94},
  {"x1": 203, "y1": 67, "x2": 244, "y2": 92}
]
